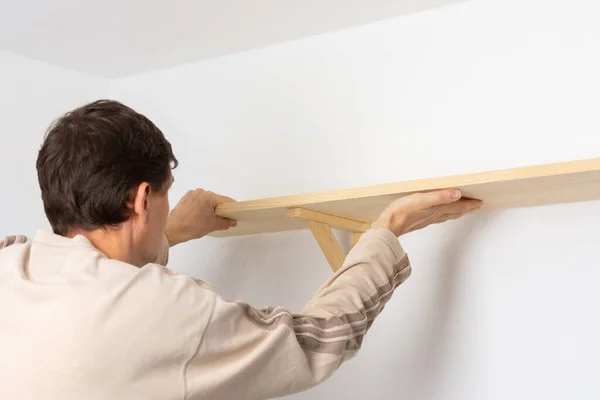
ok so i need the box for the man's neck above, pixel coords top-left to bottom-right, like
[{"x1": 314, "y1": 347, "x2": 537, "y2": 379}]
[{"x1": 67, "y1": 228, "x2": 137, "y2": 266}]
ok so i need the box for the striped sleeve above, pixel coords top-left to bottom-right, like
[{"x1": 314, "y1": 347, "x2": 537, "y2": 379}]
[
  {"x1": 0, "y1": 235, "x2": 29, "y2": 250},
  {"x1": 184, "y1": 228, "x2": 411, "y2": 400}
]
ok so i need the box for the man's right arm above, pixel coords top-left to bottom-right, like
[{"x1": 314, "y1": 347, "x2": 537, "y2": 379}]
[
  {"x1": 184, "y1": 227, "x2": 409, "y2": 400},
  {"x1": 179, "y1": 189, "x2": 482, "y2": 400}
]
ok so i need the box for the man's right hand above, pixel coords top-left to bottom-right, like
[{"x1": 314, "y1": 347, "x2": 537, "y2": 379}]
[{"x1": 372, "y1": 189, "x2": 483, "y2": 237}]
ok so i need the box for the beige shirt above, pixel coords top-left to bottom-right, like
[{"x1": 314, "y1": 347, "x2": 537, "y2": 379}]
[{"x1": 0, "y1": 228, "x2": 411, "y2": 400}]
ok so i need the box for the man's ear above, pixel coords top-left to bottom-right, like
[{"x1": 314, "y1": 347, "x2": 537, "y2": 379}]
[{"x1": 132, "y1": 182, "x2": 151, "y2": 219}]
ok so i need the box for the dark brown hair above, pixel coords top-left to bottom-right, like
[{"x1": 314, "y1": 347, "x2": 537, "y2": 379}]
[{"x1": 36, "y1": 100, "x2": 178, "y2": 235}]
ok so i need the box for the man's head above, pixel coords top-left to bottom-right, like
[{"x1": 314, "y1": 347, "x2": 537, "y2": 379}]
[{"x1": 36, "y1": 100, "x2": 178, "y2": 265}]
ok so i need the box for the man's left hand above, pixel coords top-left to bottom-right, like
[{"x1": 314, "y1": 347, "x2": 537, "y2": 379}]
[{"x1": 165, "y1": 189, "x2": 237, "y2": 246}]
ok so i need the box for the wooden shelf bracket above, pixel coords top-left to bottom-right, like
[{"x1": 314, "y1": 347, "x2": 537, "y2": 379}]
[{"x1": 287, "y1": 208, "x2": 370, "y2": 272}]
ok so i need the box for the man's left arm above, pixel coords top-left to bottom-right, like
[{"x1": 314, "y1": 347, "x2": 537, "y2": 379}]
[
  {"x1": 153, "y1": 188, "x2": 237, "y2": 267},
  {"x1": 0, "y1": 235, "x2": 29, "y2": 250},
  {"x1": 153, "y1": 234, "x2": 171, "y2": 266}
]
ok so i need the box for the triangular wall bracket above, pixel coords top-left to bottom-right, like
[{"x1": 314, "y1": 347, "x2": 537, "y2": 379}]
[{"x1": 287, "y1": 208, "x2": 371, "y2": 272}]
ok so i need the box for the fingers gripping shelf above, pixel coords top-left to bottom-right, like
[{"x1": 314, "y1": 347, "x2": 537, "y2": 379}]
[{"x1": 210, "y1": 158, "x2": 600, "y2": 271}]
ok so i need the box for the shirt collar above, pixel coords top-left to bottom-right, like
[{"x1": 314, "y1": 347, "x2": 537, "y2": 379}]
[{"x1": 33, "y1": 229, "x2": 96, "y2": 249}]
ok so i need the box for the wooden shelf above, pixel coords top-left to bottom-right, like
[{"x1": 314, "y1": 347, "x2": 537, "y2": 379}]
[{"x1": 211, "y1": 157, "x2": 600, "y2": 238}]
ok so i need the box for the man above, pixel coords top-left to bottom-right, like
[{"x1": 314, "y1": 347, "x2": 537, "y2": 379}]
[{"x1": 0, "y1": 100, "x2": 482, "y2": 399}]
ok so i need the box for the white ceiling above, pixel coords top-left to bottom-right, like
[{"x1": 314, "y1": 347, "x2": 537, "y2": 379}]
[{"x1": 0, "y1": 0, "x2": 461, "y2": 78}]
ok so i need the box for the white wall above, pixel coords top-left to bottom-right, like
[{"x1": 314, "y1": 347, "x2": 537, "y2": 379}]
[
  {"x1": 110, "y1": 0, "x2": 600, "y2": 398},
  {"x1": 0, "y1": 50, "x2": 108, "y2": 235}
]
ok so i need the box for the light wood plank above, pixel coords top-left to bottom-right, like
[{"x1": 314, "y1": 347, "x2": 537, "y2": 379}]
[
  {"x1": 287, "y1": 208, "x2": 371, "y2": 233},
  {"x1": 308, "y1": 221, "x2": 346, "y2": 272},
  {"x1": 352, "y1": 232, "x2": 363, "y2": 247},
  {"x1": 210, "y1": 157, "x2": 600, "y2": 237}
]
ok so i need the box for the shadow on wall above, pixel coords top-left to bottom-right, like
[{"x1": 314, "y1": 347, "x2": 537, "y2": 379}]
[{"x1": 400, "y1": 211, "x2": 495, "y2": 399}]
